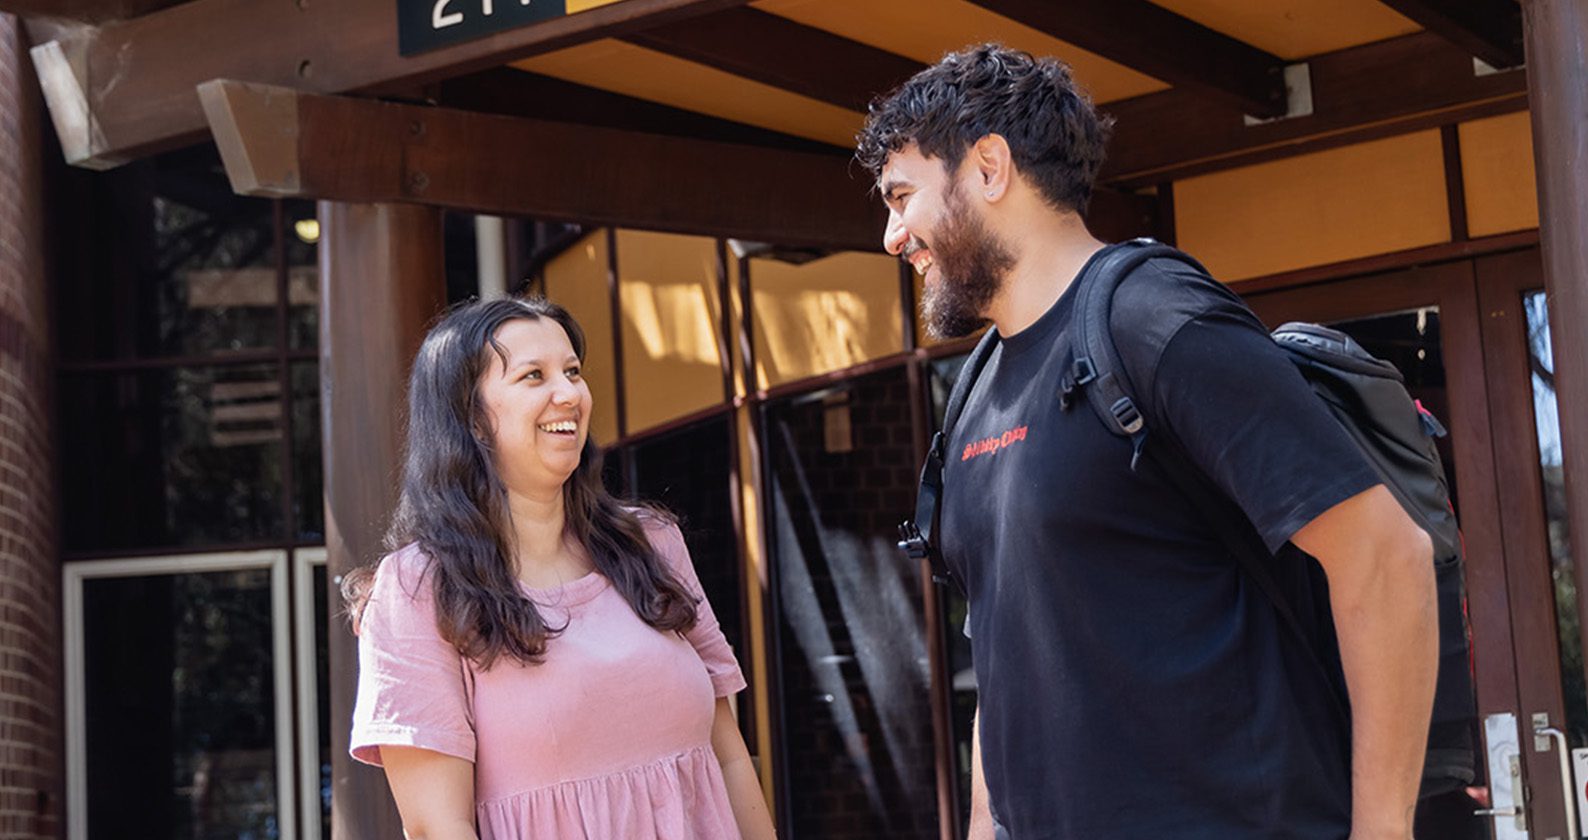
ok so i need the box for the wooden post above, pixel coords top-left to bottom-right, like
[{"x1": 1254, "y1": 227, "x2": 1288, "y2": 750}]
[
  {"x1": 320, "y1": 202, "x2": 446, "y2": 840},
  {"x1": 1520, "y1": 0, "x2": 1588, "y2": 695}
]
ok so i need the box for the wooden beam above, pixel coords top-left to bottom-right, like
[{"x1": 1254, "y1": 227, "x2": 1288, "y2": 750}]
[
  {"x1": 623, "y1": 6, "x2": 922, "y2": 111},
  {"x1": 437, "y1": 66, "x2": 847, "y2": 155},
  {"x1": 967, "y1": 0, "x2": 1288, "y2": 117},
  {"x1": 1521, "y1": 0, "x2": 1588, "y2": 784},
  {"x1": 198, "y1": 80, "x2": 884, "y2": 251},
  {"x1": 0, "y1": 0, "x2": 182, "y2": 24},
  {"x1": 28, "y1": 0, "x2": 748, "y2": 169},
  {"x1": 319, "y1": 201, "x2": 446, "y2": 840},
  {"x1": 1377, "y1": 0, "x2": 1525, "y2": 69},
  {"x1": 1101, "y1": 32, "x2": 1529, "y2": 188}
]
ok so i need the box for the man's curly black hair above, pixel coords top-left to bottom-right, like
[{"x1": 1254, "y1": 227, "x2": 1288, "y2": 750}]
[{"x1": 855, "y1": 43, "x2": 1114, "y2": 214}]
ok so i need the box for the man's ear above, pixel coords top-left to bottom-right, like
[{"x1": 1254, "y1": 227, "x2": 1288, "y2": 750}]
[{"x1": 970, "y1": 134, "x2": 1013, "y2": 203}]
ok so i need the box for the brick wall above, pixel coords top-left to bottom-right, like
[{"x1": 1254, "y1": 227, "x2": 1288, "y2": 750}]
[
  {"x1": 0, "y1": 14, "x2": 63, "y2": 840},
  {"x1": 766, "y1": 370, "x2": 938, "y2": 840}
]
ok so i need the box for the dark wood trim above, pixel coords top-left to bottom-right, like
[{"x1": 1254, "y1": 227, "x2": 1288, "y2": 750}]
[
  {"x1": 606, "y1": 228, "x2": 629, "y2": 441},
  {"x1": 1473, "y1": 249, "x2": 1572, "y2": 837},
  {"x1": 1101, "y1": 32, "x2": 1530, "y2": 188},
  {"x1": 605, "y1": 403, "x2": 737, "y2": 449},
  {"x1": 319, "y1": 201, "x2": 446, "y2": 840},
  {"x1": 624, "y1": 6, "x2": 920, "y2": 112},
  {"x1": 755, "y1": 351, "x2": 914, "y2": 402},
  {"x1": 898, "y1": 261, "x2": 918, "y2": 354},
  {"x1": 1229, "y1": 230, "x2": 1539, "y2": 295},
  {"x1": 738, "y1": 255, "x2": 758, "y2": 393},
  {"x1": 1154, "y1": 183, "x2": 1176, "y2": 246},
  {"x1": 31, "y1": 0, "x2": 751, "y2": 167},
  {"x1": 197, "y1": 80, "x2": 884, "y2": 252},
  {"x1": 967, "y1": 0, "x2": 1287, "y2": 117},
  {"x1": 1521, "y1": 3, "x2": 1588, "y2": 796},
  {"x1": 715, "y1": 239, "x2": 736, "y2": 404},
  {"x1": 1377, "y1": 0, "x2": 1525, "y2": 69},
  {"x1": 1243, "y1": 259, "x2": 1520, "y2": 729},
  {"x1": 1087, "y1": 186, "x2": 1159, "y2": 243},
  {"x1": 1, "y1": 0, "x2": 183, "y2": 23},
  {"x1": 58, "y1": 347, "x2": 321, "y2": 372},
  {"x1": 437, "y1": 67, "x2": 847, "y2": 155},
  {"x1": 1440, "y1": 125, "x2": 1470, "y2": 241}
]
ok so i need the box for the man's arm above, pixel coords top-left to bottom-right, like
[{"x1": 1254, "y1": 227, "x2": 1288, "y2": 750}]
[
  {"x1": 1292, "y1": 484, "x2": 1437, "y2": 840},
  {"x1": 968, "y1": 708, "x2": 995, "y2": 840}
]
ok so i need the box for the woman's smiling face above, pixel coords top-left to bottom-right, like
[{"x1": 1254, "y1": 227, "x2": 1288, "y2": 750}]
[{"x1": 476, "y1": 316, "x2": 593, "y2": 494}]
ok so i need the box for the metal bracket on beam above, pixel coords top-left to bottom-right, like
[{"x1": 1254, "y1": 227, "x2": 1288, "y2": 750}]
[{"x1": 1243, "y1": 63, "x2": 1313, "y2": 127}]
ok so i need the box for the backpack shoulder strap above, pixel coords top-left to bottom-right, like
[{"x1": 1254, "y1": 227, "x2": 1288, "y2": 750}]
[
  {"x1": 1066, "y1": 239, "x2": 1353, "y2": 727},
  {"x1": 1067, "y1": 238, "x2": 1209, "y2": 466},
  {"x1": 898, "y1": 327, "x2": 999, "y2": 590}
]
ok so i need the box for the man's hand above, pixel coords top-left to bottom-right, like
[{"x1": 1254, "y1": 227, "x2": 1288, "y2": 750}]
[{"x1": 1293, "y1": 484, "x2": 1436, "y2": 840}]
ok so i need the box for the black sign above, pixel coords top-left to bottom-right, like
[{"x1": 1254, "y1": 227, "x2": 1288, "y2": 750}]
[{"x1": 399, "y1": 0, "x2": 569, "y2": 56}]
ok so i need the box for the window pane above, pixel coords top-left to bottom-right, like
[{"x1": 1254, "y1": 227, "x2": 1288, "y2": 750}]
[
  {"x1": 1523, "y1": 292, "x2": 1584, "y2": 747},
  {"x1": 62, "y1": 365, "x2": 287, "y2": 551},
  {"x1": 59, "y1": 146, "x2": 281, "y2": 362},
  {"x1": 764, "y1": 370, "x2": 938, "y2": 839},
  {"x1": 82, "y1": 568, "x2": 280, "y2": 839},
  {"x1": 628, "y1": 417, "x2": 744, "y2": 678},
  {"x1": 292, "y1": 361, "x2": 324, "y2": 543},
  {"x1": 285, "y1": 201, "x2": 320, "y2": 352}
]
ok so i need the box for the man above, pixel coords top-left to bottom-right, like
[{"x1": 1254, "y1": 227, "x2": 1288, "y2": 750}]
[{"x1": 856, "y1": 45, "x2": 1437, "y2": 839}]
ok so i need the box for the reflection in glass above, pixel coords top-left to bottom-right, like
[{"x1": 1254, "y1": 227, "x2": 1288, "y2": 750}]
[
  {"x1": 285, "y1": 200, "x2": 320, "y2": 352},
  {"x1": 1524, "y1": 292, "x2": 1584, "y2": 747},
  {"x1": 62, "y1": 365, "x2": 286, "y2": 551},
  {"x1": 83, "y1": 569, "x2": 279, "y2": 839},
  {"x1": 765, "y1": 370, "x2": 938, "y2": 839},
  {"x1": 628, "y1": 418, "x2": 745, "y2": 672},
  {"x1": 292, "y1": 362, "x2": 325, "y2": 543}
]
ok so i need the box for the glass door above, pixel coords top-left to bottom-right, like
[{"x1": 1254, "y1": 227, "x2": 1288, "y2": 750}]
[
  {"x1": 1247, "y1": 259, "x2": 1511, "y2": 839},
  {"x1": 1475, "y1": 248, "x2": 1584, "y2": 840}
]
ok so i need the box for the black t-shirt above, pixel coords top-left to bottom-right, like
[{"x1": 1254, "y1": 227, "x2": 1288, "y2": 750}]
[{"x1": 942, "y1": 250, "x2": 1381, "y2": 839}]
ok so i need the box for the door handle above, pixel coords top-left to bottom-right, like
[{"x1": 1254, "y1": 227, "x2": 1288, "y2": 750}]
[
  {"x1": 1534, "y1": 717, "x2": 1579, "y2": 840},
  {"x1": 1483, "y1": 713, "x2": 1530, "y2": 838}
]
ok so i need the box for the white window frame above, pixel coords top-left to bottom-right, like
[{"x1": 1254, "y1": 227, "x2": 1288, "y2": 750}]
[
  {"x1": 292, "y1": 547, "x2": 328, "y2": 840},
  {"x1": 63, "y1": 551, "x2": 297, "y2": 840}
]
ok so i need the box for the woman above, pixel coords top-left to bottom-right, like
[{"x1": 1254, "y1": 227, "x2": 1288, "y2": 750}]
[{"x1": 346, "y1": 297, "x2": 776, "y2": 840}]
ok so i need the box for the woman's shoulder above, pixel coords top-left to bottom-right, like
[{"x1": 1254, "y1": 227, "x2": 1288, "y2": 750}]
[{"x1": 370, "y1": 542, "x2": 441, "y2": 607}]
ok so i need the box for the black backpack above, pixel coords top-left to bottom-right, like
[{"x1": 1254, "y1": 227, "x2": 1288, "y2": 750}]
[{"x1": 898, "y1": 238, "x2": 1478, "y2": 797}]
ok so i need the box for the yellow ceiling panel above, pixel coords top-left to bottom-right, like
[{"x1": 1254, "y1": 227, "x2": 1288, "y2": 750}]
[
  {"x1": 513, "y1": 39, "x2": 864, "y2": 147},
  {"x1": 752, "y1": 0, "x2": 1168, "y2": 103},
  {"x1": 1150, "y1": 0, "x2": 1420, "y2": 60}
]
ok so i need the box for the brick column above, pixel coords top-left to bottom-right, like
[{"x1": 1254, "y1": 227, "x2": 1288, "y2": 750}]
[{"x1": 0, "y1": 13, "x2": 62, "y2": 840}]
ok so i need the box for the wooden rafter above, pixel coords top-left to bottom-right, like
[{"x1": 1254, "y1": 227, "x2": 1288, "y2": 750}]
[
  {"x1": 1376, "y1": 0, "x2": 1525, "y2": 69},
  {"x1": 28, "y1": 0, "x2": 748, "y2": 169},
  {"x1": 197, "y1": 79, "x2": 884, "y2": 251},
  {"x1": 623, "y1": 6, "x2": 922, "y2": 111},
  {"x1": 967, "y1": 0, "x2": 1289, "y2": 117},
  {"x1": 0, "y1": 0, "x2": 182, "y2": 23},
  {"x1": 1101, "y1": 32, "x2": 1529, "y2": 187},
  {"x1": 438, "y1": 67, "x2": 846, "y2": 154}
]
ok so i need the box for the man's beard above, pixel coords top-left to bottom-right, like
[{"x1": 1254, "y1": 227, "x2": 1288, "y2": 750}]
[{"x1": 918, "y1": 183, "x2": 1016, "y2": 340}]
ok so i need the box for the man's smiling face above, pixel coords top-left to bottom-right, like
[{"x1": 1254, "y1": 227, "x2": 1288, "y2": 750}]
[{"x1": 879, "y1": 143, "x2": 1014, "y2": 339}]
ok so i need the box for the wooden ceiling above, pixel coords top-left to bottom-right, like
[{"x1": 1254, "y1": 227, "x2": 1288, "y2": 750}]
[{"x1": 12, "y1": 0, "x2": 1527, "y2": 246}]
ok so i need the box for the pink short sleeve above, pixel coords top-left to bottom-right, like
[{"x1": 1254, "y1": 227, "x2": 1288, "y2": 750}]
[
  {"x1": 349, "y1": 545, "x2": 476, "y2": 767},
  {"x1": 651, "y1": 521, "x2": 748, "y2": 697}
]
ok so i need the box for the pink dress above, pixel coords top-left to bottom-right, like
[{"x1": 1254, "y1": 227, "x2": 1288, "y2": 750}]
[{"x1": 350, "y1": 520, "x2": 747, "y2": 839}]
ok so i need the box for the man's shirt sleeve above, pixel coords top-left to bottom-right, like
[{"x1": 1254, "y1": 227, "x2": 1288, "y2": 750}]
[{"x1": 1119, "y1": 269, "x2": 1382, "y2": 553}]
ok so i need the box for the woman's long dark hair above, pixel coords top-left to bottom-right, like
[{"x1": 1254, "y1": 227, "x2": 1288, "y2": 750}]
[{"x1": 343, "y1": 297, "x2": 698, "y2": 669}]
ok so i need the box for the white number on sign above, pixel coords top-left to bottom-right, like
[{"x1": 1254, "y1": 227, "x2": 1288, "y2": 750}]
[
  {"x1": 432, "y1": 0, "x2": 534, "y2": 28},
  {"x1": 432, "y1": 0, "x2": 462, "y2": 28}
]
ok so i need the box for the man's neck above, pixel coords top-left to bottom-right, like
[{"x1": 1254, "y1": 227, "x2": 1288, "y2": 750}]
[{"x1": 986, "y1": 212, "x2": 1105, "y2": 338}]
